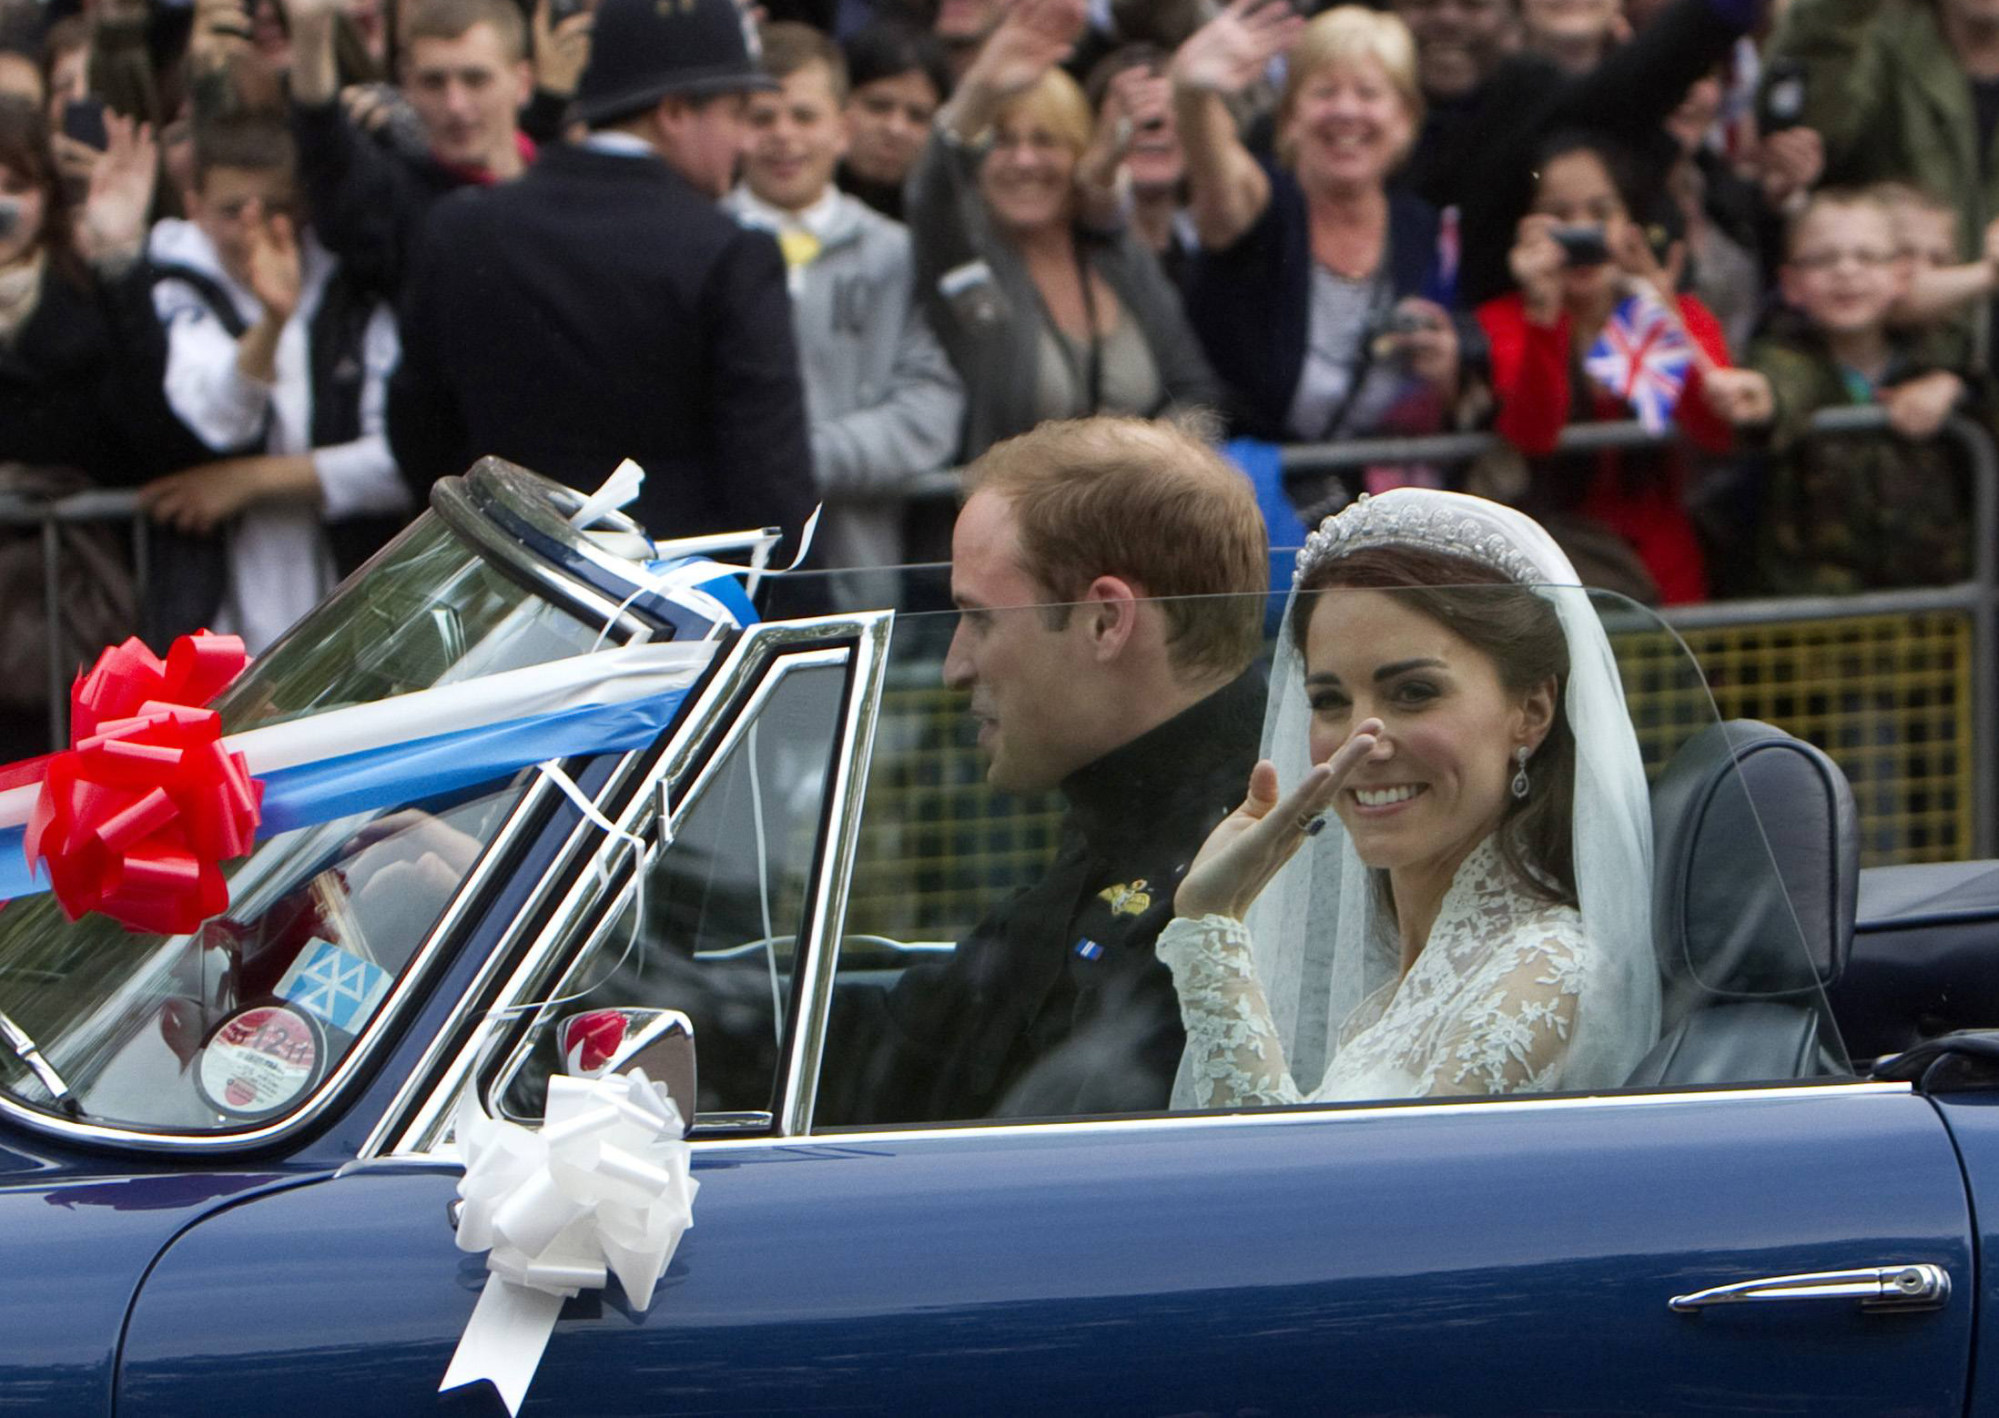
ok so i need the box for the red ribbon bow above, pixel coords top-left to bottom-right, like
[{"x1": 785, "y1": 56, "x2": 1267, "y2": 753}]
[{"x1": 21, "y1": 634, "x2": 263, "y2": 935}]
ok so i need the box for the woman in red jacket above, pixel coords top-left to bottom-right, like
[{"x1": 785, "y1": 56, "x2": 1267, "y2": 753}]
[{"x1": 1477, "y1": 132, "x2": 1771, "y2": 604}]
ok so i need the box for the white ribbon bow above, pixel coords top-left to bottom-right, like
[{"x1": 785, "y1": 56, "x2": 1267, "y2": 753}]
[{"x1": 439, "y1": 1069, "x2": 699, "y2": 1415}]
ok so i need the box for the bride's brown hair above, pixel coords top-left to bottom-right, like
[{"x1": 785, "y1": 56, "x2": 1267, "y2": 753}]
[{"x1": 1292, "y1": 544, "x2": 1578, "y2": 908}]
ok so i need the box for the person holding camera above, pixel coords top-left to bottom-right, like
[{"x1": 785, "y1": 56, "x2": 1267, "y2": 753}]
[
  {"x1": 1477, "y1": 130, "x2": 1772, "y2": 605},
  {"x1": 1171, "y1": 2, "x2": 1473, "y2": 491}
]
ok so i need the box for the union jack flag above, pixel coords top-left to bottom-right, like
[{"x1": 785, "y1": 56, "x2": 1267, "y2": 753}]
[{"x1": 1583, "y1": 291, "x2": 1693, "y2": 434}]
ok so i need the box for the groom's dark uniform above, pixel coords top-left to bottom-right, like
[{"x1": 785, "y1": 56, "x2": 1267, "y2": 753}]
[{"x1": 820, "y1": 669, "x2": 1263, "y2": 1125}]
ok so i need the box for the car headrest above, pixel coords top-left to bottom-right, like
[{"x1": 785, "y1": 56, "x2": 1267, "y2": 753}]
[{"x1": 1650, "y1": 720, "x2": 1856, "y2": 996}]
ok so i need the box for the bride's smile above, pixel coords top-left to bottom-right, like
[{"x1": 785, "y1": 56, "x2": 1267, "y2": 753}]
[{"x1": 1349, "y1": 783, "x2": 1426, "y2": 809}]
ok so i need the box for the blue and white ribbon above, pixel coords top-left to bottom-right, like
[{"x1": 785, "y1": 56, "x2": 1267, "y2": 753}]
[{"x1": 0, "y1": 640, "x2": 720, "y2": 903}]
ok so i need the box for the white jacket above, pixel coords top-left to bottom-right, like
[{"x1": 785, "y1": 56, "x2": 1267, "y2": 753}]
[{"x1": 148, "y1": 218, "x2": 406, "y2": 652}]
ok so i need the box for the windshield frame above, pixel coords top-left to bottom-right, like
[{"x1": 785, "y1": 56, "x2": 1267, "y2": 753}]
[{"x1": 362, "y1": 611, "x2": 895, "y2": 1161}]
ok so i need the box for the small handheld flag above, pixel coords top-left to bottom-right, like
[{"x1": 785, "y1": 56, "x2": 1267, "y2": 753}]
[{"x1": 1583, "y1": 291, "x2": 1694, "y2": 434}]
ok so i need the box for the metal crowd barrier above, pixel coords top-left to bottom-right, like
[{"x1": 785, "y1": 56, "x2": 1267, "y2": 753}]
[{"x1": 0, "y1": 486, "x2": 149, "y2": 754}]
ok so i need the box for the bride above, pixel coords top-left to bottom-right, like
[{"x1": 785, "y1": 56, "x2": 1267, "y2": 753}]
[{"x1": 1157, "y1": 488, "x2": 1658, "y2": 1106}]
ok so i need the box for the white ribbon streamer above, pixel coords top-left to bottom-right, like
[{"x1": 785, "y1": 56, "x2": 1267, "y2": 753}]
[
  {"x1": 439, "y1": 1069, "x2": 698, "y2": 1415},
  {"x1": 568, "y1": 458, "x2": 647, "y2": 530}
]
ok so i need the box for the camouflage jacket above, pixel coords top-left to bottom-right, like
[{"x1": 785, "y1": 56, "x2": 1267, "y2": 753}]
[{"x1": 1744, "y1": 329, "x2": 1970, "y2": 596}]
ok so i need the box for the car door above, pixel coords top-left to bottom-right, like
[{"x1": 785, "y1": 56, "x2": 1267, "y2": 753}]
[{"x1": 113, "y1": 1090, "x2": 1971, "y2": 1415}]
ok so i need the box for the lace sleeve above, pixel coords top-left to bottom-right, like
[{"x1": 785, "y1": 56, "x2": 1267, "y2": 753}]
[
  {"x1": 1156, "y1": 915, "x2": 1305, "y2": 1108},
  {"x1": 1424, "y1": 927, "x2": 1588, "y2": 1097}
]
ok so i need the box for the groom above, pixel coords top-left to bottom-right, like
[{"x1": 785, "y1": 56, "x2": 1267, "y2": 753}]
[{"x1": 821, "y1": 417, "x2": 1269, "y2": 1125}]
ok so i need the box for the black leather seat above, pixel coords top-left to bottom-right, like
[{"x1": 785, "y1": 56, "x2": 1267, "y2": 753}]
[{"x1": 1625, "y1": 720, "x2": 1857, "y2": 1087}]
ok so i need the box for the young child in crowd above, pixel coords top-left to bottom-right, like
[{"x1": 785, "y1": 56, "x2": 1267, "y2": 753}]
[
  {"x1": 723, "y1": 21, "x2": 964, "y2": 608},
  {"x1": 140, "y1": 113, "x2": 407, "y2": 652},
  {"x1": 1741, "y1": 187, "x2": 1971, "y2": 595}
]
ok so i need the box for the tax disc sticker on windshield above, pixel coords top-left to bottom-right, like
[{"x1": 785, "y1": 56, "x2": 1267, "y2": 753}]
[{"x1": 196, "y1": 1003, "x2": 325, "y2": 1120}]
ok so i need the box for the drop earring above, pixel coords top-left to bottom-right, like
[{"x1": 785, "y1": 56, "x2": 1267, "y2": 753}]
[{"x1": 1511, "y1": 746, "x2": 1531, "y2": 800}]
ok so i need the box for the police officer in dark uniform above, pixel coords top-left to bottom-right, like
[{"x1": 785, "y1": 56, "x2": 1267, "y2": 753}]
[
  {"x1": 820, "y1": 417, "x2": 1271, "y2": 1125},
  {"x1": 387, "y1": 0, "x2": 818, "y2": 557}
]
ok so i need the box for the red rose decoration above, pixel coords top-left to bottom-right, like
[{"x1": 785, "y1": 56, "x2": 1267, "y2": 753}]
[
  {"x1": 562, "y1": 1010, "x2": 629, "y2": 1076},
  {"x1": 21, "y1": 633, "x2": 261, "y2": 935}
]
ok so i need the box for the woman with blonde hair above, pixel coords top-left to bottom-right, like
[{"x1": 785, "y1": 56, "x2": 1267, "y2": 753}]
[
  {"x1": 908, "y1": 0, "x2": 1220, "y2": 461},
  {"x1": 1173, "y1": 2, "x2": 1471, "y2": 485}
]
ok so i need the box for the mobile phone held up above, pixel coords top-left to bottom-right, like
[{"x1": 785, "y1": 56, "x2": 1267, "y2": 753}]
[
  {"x1": 62, "y1": 97, "x2": 109, "y2": 152},
  {"x1": 1760, "y1": 59, "x2": 1807, "y2": 134},
  {"x1": 1551, "y1": 225, "x2": 1611, "y2": 267}
]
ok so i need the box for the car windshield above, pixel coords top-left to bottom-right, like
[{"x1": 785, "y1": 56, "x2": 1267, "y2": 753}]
[{"x1": 0, "y1": 510, "x2": 611, "y2": 1134}]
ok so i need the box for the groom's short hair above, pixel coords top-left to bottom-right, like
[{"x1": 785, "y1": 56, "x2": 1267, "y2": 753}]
[{"x1": 964, "y1": 416, "x2": 1267, "y2": 679}]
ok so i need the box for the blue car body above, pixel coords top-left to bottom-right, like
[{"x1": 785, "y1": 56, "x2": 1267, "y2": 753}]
[
  {"x1": 0, "y1": 1083, "x2": 1981, "y2": 1414},
  {"x1": 0, "y1": 463, "x2": 1993, "y2": 1417}
]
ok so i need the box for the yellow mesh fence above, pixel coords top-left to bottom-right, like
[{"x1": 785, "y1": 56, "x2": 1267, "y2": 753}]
[
  {"x1": 847, "y1": 676, "x2": 1068, "y2": 941},
  {"x1": 1629, "y1": 610, "x2": 1974, "y2": 868},
  {"x1": 848, "y1": 608, "x2": 1978, "y2": 939}
]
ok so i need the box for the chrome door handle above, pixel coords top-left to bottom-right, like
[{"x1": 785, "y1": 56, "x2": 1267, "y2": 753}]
[{"x1": 1670, "y1": 1264, "x2": 1950, "y2": 1314}]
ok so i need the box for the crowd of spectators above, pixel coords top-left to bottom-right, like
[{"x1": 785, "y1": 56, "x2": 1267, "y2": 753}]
[{"x1": 0, "y1": 0, "x2": 1994, "y2": 741}]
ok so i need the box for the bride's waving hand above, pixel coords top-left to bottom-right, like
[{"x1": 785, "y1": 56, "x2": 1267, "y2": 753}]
[{"x1": 1174, "y1": 724, "x2": 1381, "y2": 923}]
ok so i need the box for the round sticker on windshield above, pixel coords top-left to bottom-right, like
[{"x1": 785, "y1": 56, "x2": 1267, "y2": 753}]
[{"x1": 196, "y1": 1003, "x2": 324, "y2": 1121}]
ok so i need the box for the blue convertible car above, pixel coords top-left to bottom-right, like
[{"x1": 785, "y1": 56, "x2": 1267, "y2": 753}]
[{"x1": 0, "y1": 461, "x2": 1994, "y2": 1415}]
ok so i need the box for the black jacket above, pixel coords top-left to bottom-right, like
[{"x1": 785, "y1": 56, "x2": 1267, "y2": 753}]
[
  {"x1": 820, "y1": 669, "x2": 1266, "y2": 1126},
  {"x1": 291, "y1": 98, "x2": 479, "y2": 300},
  {"x1": 0, "y1": 262, "x2": 208, "y2": 486},
  {"x1": 1406, "y1": 0, "x2": 1751, "y2": 307},
  {"x1": 387, "y1": 142, "x2": 818, "y2": 555},
  {"x1": 1186, "y1": 168, "x2": 1453, "y2": 441}
]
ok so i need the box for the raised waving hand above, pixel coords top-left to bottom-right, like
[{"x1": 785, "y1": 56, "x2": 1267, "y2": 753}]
[
  {"x1": 944, "y1": 0, "x2": 1090, "y2": 139},
  {"x1": 1171, "y1": 0, "x2": 1302, "y2": 249},
  {"x1": 1172, "y1": 0, "x2": 1303, "y2": 96},
  {"x1": 1175, "y1": 718, "x2": 1384, "y2": 922}
]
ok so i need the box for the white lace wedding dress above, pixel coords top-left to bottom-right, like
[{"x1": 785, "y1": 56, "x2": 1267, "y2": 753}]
[{"x1": 1156, "y1": 836, "x2": 1595, "y2": 1107}]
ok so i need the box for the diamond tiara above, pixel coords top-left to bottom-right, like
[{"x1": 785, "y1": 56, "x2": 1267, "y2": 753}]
[{"x1": 1293, "y1": 493, "x2": 1542, "y2": 587}]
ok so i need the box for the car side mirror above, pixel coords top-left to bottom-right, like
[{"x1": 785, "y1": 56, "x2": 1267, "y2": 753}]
[{"x1": 556, "y1": 1008, "x2": 697, "y2": 1137}]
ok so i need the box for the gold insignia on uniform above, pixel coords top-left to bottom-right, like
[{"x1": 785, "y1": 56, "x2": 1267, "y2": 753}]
[{"x1": 1097, "y1": 879, "x2": 1152, "y2": 917}]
